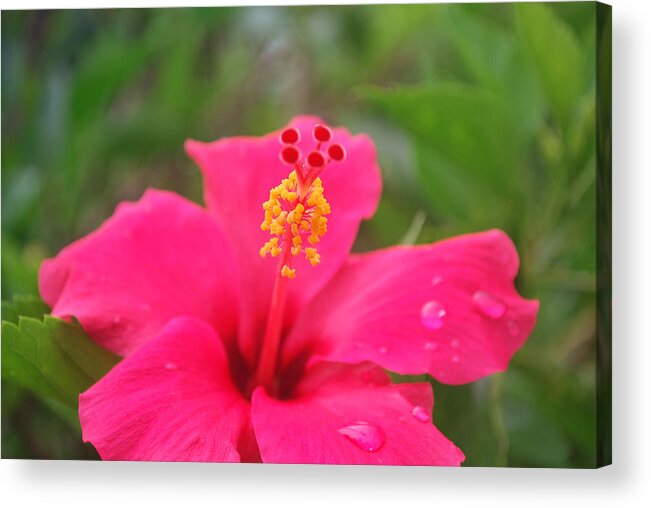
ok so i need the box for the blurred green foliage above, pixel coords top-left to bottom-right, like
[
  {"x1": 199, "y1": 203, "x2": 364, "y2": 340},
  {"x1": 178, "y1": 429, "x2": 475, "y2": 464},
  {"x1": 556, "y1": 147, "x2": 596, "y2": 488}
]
[{"x1": 2, "y1": 3, "x2": 598, "y2": 466}]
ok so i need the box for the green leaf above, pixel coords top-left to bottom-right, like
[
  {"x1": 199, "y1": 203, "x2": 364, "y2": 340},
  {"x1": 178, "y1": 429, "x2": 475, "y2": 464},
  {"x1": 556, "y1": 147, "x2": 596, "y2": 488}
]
[
  {"x1": 42, "y1": 396, "x2": 83, "y2": 432},
  {"x1": 364, "y1": 82, "x2": 522, "y2": 176},
  {"x1": 429, "y1": 378, "x2": 502, "y2": 466},
  {"x1": 362, "y1": 82, "x2": 523, "y2": 226},
  {"x1": 441, "y1": 5, "x2": 546, "y2": 144},
  {"x1": 0, "y1": 237, "x2": 44, "y2": 299},
  {"x1": 515, "y1": 3, "x2": 584, "y2": 132},
  {"x1": 441, "y1": 5, "x2": 513, "y2": 92},
  {"x1": 1, "y1": 294, "x2": 49, "y2": 325},
  {"x1": 1, "y1": 303, "x2": 120, "y2": 407}
]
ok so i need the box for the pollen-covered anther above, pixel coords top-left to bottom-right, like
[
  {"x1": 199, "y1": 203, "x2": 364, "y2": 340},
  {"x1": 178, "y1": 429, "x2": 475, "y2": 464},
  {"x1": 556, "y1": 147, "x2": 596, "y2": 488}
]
[
  {"x1": 260, "y1": 237, "x2": 281, "y2": 258},
  {"x1": 281, "y1": 265, "x2": 296, "y2": 279},
  {"x1": 305, "y1": 247, "x2": 321, "y2": 267},
  {"x1": 291, "y1": 235, "x2": 302, "y2": 256}
]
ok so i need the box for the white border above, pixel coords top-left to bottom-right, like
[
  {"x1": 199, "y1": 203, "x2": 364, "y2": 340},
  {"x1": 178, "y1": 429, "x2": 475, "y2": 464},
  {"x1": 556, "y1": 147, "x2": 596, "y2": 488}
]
[{"x1": 2, "y1": 0, "x2": 650, "y2": 507}]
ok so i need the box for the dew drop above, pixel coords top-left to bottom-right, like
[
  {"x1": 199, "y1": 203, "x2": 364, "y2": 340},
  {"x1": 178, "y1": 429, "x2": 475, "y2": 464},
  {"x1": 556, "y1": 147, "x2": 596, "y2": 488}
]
[
  {"x1": 450, "y1": 339, "x2": 460, "y2": 349},
  {"x1": 431, "y1": 275, "x2": 443, "y2": 286},
  {"x1": 112, "y1": 316, "x2": 122, "y2": 324},
  {"x1": 420, "y1": 300, "x2": 447, "y2": 330},
  {"x1": 424, "y1": 341, "x2": 438, "y2": 351},
  {"x1": 472, "y1": 291, "x2": 506, "y2": 319},
  {"x1": 165, "y1": 362, "x2": 178, "y2": 371},
  {"x1": 338, "y1": 422, "x2": 385, "y2": 452},
  {"x1": 452, "y1": 355, "x2": 460, "y2": 364},
  {"x1": 379, "y1": 346, "x2": 388, "y2": 355},
  {"x1": 507, "y1": 320, "x2": 521, "y2": 336},
  {"x1": 411, "y1": 406, "x2": 431, "y2": 423}
]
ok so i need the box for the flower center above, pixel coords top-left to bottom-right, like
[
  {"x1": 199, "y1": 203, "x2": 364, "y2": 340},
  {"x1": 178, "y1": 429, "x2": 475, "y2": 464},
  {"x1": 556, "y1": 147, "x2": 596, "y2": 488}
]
[{"x1": 255, "y1": 123, "x2": 346, "y2": 390}]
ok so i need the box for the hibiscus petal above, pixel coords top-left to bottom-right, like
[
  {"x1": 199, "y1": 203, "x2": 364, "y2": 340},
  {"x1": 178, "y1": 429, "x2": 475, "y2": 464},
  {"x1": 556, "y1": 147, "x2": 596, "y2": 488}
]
[
  {"x1": 251, "y1": 362, "x2": 464, "y2": 466},
  {"x1": 79, "y1": 317, "x2": 257, "y2": 462},
  {"x1": 39, "y1": 189, "x2": 239, "y2": 356},
  {"x1": 283, "y1": 229, "x2": 539, "y2": 385},
  {"x1": 185, "y1": 116, "x2": 381, "y2": 367}
]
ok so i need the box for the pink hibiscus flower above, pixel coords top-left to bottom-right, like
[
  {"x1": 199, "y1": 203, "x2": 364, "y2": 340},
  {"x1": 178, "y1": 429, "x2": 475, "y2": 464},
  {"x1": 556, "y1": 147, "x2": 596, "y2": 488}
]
[{"x1": 39, "y1": 116, "x2": 538, "y2": 465}]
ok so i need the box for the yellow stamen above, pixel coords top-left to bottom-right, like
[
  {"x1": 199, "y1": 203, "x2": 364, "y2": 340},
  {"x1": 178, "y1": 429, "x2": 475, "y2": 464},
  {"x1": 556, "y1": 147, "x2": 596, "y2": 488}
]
[
  {"x1": 281, "y1": 265, "x2": 296, "y2": 279},
  {"x1": 260, "y1": 170, "x2": 331, "y2": 277}
]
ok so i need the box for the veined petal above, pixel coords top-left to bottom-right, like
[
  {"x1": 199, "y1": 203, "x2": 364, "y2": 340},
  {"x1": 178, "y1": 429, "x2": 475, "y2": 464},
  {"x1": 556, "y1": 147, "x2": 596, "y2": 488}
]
[
  {"x1": 251, "y1": 362, "x2": 463, "y2": 466},
  {"x1": 39, "y1": 189, "x2": 239, "y2": 357},
  {"x1": 282, "y1": 230, "x2": 539, "y2": 385},
  {"x1": 185, "y1": 116, "x2": 381, "y2": 366},
  {"x1": 79, "y1": 317, "x2": 257, "y2": 462}
]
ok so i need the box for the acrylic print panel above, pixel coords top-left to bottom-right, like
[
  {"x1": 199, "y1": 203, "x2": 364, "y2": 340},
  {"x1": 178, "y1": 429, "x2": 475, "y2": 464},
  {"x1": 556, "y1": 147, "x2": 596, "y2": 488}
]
[{"x1": 1, "y1": 1, "x2": 611, "y2": 468}]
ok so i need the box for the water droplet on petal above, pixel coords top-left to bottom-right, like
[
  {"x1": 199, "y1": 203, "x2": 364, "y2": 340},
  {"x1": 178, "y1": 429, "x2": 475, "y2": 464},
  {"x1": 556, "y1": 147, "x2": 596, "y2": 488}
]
[
  {"x1": 507, "y1": 320, "x2": 521, "y2": 336},
  {"x1": 379, "y1": 346, "x2": 388, "y2": 355},
  {"x1": 425, "y1": 341, "x2": 438, "y2": 351},
  {"x1": 452, "y1": 355, "x2": 460, "y2": 364},
  {"x1": 431, "y1": 275, "x2": 442, "y2": 286},
  {"x1": 338, "y1": 422, "x2": 385, "y2": 452},
  {"x1": 112, "y1": 316, "x2": 122, "y2": 324},
  {"x1": 411, "y1": 406, "x2": 431, "y2": 423},
  {"x1": 472, "y1": 291, "x2": 506, "y2": 319},
  {"x1": 450, "y1": 339, "x2": 460, "y2": 349},
  {"x1": 421, "y1": 300, "x2": 446, "y2": 330},
  {"x1": 165, "y1": 362, "x2": 178, "y2": 370}
]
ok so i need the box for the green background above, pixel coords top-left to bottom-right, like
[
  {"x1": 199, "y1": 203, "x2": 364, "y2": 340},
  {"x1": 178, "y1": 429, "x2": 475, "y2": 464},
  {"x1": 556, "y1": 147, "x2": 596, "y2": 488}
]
[{"x1": 2, "y1": 2, "x2": 599, "y2": 467}]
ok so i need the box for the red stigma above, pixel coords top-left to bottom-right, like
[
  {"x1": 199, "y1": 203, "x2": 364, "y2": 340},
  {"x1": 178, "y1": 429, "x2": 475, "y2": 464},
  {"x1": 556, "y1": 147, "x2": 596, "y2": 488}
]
[
  {"x1": 327, "y1": 143, "x2": 346, "y2": 162},
  {"x1": 280, "y1": 146, "x2": 301, "y2": 165},
  {"x1": 307, "y1": 150, "x2": 327, "y2": 170},
  {"x1": 280, "y1": 127, "x2": 301, "y2": 145},
  {"x1": 313, "y1": 124, "x2": 333, "y2": 143},
  {"x1": 276, "y1": 122, "x2": 347, "y2": 191}
]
